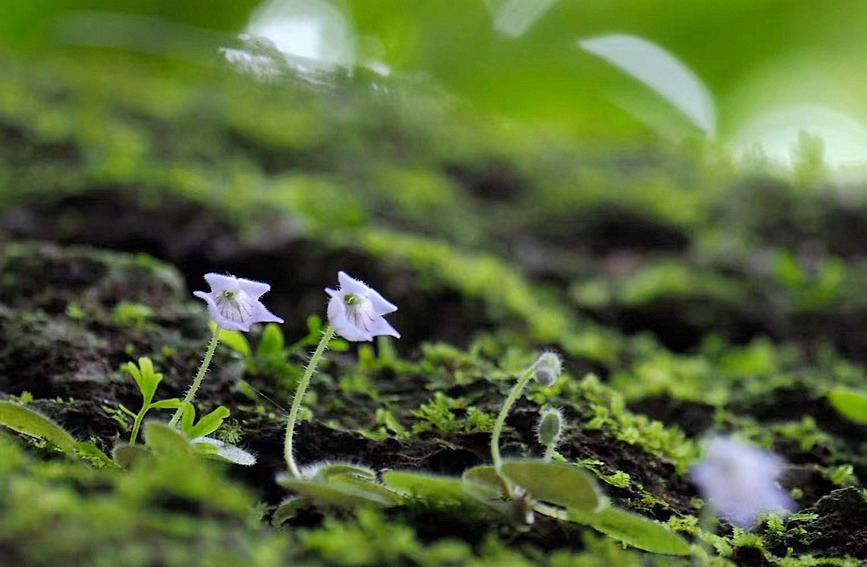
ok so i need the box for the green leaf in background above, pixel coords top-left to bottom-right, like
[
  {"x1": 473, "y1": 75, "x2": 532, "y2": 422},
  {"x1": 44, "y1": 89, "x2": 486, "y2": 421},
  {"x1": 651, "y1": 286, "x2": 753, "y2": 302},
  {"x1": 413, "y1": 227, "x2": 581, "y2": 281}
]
[
  {"x1": 382, "y1": 470, "x2": 501, "y2": 510},
  {"x1": 501, "y1": 459, "x2": 602, "y2": 512},
  {"x1": 568, "y1": 507, "x2": 691, "y2": 556},
  {"x1": 308, "y1": 462, "x2": 378, "y2": 481},
  {"x1": 0, "y1": 401, "x2": 77, "y2": 454},
  {"x1": 257, "y1": 323, "x2": 285, "y2": 357},
  {"x1": 186, "y1": 406, "x2": 231, "y2": 439},
  {"x1": 828, "y1": 388, "x2": 867, "y2": 424},
  {"x1": 218, "y1": 326, "x2": 251, "y2": 357},
  {"x1": 124, "y1": 357, "x2": 163, "y2": 405},
  {"x1": 278, "y1": 478, "x2": 397, "y2": 509}
]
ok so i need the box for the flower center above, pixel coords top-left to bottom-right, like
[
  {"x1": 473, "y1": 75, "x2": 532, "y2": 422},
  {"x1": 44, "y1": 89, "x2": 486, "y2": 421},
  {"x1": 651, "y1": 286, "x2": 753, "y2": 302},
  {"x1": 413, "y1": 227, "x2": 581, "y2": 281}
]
[
  {"x1": 343, "y1": 292, "x2": 376, "y2": 332},
  {"x1": 215, "y1": 288, "x2": 255, "y2": 323}
]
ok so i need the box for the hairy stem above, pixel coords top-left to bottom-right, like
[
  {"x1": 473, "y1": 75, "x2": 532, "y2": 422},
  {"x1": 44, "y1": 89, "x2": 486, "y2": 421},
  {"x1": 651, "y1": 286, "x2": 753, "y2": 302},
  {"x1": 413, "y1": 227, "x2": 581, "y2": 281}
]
[
  {"x1": 169, "y1": 326, "x2": 221, "y2": 428},
  {"x1": 285, "y1": 324, "x2": 335, "y2": 478},
  {"x1": 490, "y1": 364, "x2": 535, "y2": 471}
]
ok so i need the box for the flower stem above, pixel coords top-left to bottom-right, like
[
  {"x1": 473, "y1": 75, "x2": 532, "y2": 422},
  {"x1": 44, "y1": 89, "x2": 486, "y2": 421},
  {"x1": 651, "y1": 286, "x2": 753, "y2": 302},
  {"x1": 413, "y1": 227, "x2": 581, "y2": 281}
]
[
  {"x1": 491, "y1": 364, "x2": 535, "y2": 472},
  {"x1": 130, "y1": 407, "x2": 147, "y2": 444},
  {"x1": 543, "y1": 443, "x2": 556, "y2": 462},
  {"x1": 169, "y1": 326, "x2": 221, "y2": 428},
  {"x1": 285, "y1": 324, "x2": 335, "y2": 478}
]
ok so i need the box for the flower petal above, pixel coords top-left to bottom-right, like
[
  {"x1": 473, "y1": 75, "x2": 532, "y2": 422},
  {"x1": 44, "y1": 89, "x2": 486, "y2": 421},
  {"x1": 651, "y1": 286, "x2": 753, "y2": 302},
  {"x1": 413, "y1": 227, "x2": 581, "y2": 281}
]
[
  {"x1": 204, "y1": 273, "x2": 238, "y2": 293},
  {"x1": 366, "y1": 287, "x2": 398, "y2": 315},
  {"x1": 369, "y1": 317, "x2": 400, "y2": 339},
  {"x1": 337, "y1": 271, "x2": 369, "y2": 295},
  {"x1": 237, "y1": 277, "x2": 271, "y2": 299},
  {"x1": 252, "y1": 302, "x2": 284, "y2": 325},
  {"x1": 195, "y1": 290, "x2": 251, "y2": 332}
]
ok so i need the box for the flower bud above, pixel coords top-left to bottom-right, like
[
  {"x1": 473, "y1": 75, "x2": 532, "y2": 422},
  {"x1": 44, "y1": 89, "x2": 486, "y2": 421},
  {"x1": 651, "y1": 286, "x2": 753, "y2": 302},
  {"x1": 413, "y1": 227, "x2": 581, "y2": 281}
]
[
  {"x1": 537, "y1": 408, "x2": 564, "y2": 447},
  {"x1": 533, "y1": 352, "x2": 562, "y2": 387}
]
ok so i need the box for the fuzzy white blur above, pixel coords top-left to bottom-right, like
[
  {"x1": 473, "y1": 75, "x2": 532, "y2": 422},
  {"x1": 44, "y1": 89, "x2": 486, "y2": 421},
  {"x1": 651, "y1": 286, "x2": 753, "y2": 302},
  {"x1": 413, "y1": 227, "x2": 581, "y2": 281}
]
[
  {"x1": 690, "y1": 436, "x2": 794, "y2": 527},
  {"x1": 194, "y1": 273, "x2": 283, "y2": 332},
  {"x1": 326, "y1": 271, "x2": 400, "y2": 342}
]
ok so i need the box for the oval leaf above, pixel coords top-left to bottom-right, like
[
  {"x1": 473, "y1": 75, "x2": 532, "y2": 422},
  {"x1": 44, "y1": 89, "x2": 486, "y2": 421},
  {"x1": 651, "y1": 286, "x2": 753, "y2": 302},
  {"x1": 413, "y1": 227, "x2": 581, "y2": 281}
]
[
  {"x1": 191, "y1": 437, "x2": 256, "y2": 466},
  {"x1": 0, "y1": 401, "x2": 77, "y2": 453},
  {"x1": 279, "y1": 478, "x2": 396, "y2": 509},
  {"x1": 145, "y1": 421, "x2": 195, "y2": 456},
  {"x1": 187, "y1": 406, "x2": 231, "y2": 439},
  {"x1": 828, "y1": 388, "x2": 867, "y2": 424},
  {"x1": 501, "y1": 459, "x2": 602, "y2": 512},
  {"x1": 569, "y1": 507, "x2": 691, "y2": 556},
  {"x1": 308, "y1": 462, "x2": 377, "y2": 481},
  {"x1": 382, "y1": 470, "x2": 500, "y2": 508},
  {"x1": 462, "y1": 465, "x2": 508, "y2": 495},
  {"x1": 272, "y1": 497, "x2": 305, "y2": 526}
]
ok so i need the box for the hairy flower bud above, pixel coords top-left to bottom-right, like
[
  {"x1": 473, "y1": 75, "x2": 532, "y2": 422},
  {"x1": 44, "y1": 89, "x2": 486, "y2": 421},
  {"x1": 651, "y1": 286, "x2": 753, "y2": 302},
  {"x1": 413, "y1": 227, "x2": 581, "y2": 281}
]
[
  {"x1": 537, "y1": 407, "x2": 564, "y2": 447},
  {"x1": 533, "y1": 352, "x2": 562, "y2": 387}
]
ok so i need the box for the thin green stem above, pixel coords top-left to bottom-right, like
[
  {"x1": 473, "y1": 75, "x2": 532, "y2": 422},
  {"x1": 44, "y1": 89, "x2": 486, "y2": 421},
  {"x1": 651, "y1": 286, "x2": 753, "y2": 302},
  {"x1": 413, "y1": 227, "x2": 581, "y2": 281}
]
[
  {"x1": 692, "y1": 505, "x2": 717, "y2": 567},
  {"x1": 543, "y1": 443, "x2": 556, "y2": 462},
  {"x1": 285, "y1": 324, "x2": 335, "y2": 478},
  {"x1": 130, "y1": 407, "x2": 148, "y2": 444},
  {"x1": 169, "y1": 326, "x2": 221, "y2": 428},
  {"x1": 491, "y1": 365, "x2": 535, "y2": 472}
]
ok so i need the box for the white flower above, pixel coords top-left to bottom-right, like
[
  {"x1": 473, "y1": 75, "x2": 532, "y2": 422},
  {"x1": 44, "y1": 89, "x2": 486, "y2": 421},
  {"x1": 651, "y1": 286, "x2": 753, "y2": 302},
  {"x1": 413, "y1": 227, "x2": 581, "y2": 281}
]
[
  {"x1": 690, "y1": 436, "x2": 794, "y2": 527},
  {"x1": 193, "y1": 273, "x2": 283, "y2": 332},
  {"x1": 325, "y1": 271, "x2": 400, "y2": 342}
]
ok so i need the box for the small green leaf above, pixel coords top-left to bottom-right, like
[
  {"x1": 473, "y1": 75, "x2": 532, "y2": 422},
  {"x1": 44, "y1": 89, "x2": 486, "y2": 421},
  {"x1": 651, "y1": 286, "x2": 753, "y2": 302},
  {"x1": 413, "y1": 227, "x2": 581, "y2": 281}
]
[
  {"x1": 125, "y1": 357, "x2": 163, "y2": 404},
  {"x1": 569, "y1": 507, "x2": 691, "y2": 556},
  {"x1": 501, "y1": 459, "x2": 602, "y2": 512},
  {"x1": 112, "y1": 443, "x2": 152, "y2": 468},
  {"x1": 180, "y1": 403, "x2": 196, "y2": 435},
  {"x1": 74, "y1": 442, "x2": 115, "y2": 467},
  {"x1": 191, "y1": 437, "x2": 256, "y2": 466},
  {"x1": 273, "y1": 497, "x2": 305, "y2": 526},
  {"x1": 828, "y1": 388, "x2": 867, "y2": 424},
  {"x1": 219, "y1": 328, "x2": 251, "y2": 357},
  {"x1": 382, "y1": 470, "x2": 500, "y2": 507},
  {"x1": 148, "y1": 398, "x2": 184, "y2": 410},
  {"x1": 257, "y1": 323, "x2": 285, "y2": 357},
  {"x1": 279, "y1": 478, "x2": 397, "y2": 509},
  {"x1": 187, "y1": 406, "x2": 231, "y2": 439},
  {"x1": 0, "y1": 401, "x2": 77, "y2": 454},
  {"x1": 144, "y1": 421, "x2": 196, "y2": 456}
]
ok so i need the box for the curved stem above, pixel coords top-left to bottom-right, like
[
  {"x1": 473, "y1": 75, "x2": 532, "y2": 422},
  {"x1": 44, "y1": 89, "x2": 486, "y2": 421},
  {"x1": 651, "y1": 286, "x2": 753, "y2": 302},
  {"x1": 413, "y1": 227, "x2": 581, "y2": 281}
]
[
  {"x1": 285, "y1": 324, "x2": 335, "y2": 478},
  {"x1": 169, "y1": 326, "x2": 221, "y2": 428},
  {"x1": 130, "y1": 407, "x2": 148, "y2": 444},
  {"x1": 490, "y1": 365, "x2": 535, "y2": 472}
]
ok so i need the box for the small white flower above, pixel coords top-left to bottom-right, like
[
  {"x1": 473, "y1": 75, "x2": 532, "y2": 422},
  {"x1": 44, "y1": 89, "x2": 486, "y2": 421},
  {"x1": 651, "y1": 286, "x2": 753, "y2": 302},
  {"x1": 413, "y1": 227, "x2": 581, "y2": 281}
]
[
  {"x1": 690, "y1": 436, "x2": 794, "y2": 527},
  {"x1": 193, "y1": 273, "x2": 283, "y2": 332},
  {"x1": 325, "y1": 271, "x2": 400, "y2": 342}
]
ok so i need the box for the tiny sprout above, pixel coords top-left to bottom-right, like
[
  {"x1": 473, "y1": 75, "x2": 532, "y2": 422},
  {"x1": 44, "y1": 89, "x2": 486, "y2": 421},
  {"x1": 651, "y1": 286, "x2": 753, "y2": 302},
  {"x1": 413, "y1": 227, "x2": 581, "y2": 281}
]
[
  {"x1": 537, "y1": 408, "x2": 564, "y2": 458},
  {"x1": 533, "y1": 352, "x2": 562, "y2": 387}
]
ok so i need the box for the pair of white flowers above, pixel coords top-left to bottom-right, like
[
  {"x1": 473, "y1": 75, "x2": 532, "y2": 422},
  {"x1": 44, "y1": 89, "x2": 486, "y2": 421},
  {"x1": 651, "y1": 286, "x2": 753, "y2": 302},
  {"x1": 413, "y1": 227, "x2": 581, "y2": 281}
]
[{"x1": 194, "y1": 270, "x2": 400, "y2": 341}]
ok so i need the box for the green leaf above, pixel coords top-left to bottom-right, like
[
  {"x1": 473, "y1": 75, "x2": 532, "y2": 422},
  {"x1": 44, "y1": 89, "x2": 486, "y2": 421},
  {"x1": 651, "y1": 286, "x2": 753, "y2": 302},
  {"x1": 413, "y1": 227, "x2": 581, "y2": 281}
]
[
  {"x1": 187, "y1": 406, "x2": 231, "y2": 439},
  {"x1": 124, "y1": 357, "x2": 163, "y2": 404},
  {"x1": 219, "y1": 327, "x2": 251, "y2": 357},
  {"x1": 501, "y1": 459, "x2": 602, "y2": 512},
  {"x1": 0, "y1": 401, "x2": 77, "y2": 454},
  {"x1": 180, "y1": 403, "x2": 196, "y2": 435},
  {"x1": 272, "y1": 497, "x2": 305, "y2": 526},
  {"x1": 462, "y1": 465, "x2": 508, "y2": 494},
  {"x1": 828, "y1": 388, "x2": 867, "y2": 424},
  {"x1": 382, "y1": 470, "x2": 500, "y2": 508},
  {"x1": 278, "y1": 478, "x2": 397, "y2": 509},
  {"x1": 144, "y1": 421, "x2": 195, "y2": 456},
  {"x1": 569, "y1": 507, "x2": 691, "y2": 556},
  {"x1": 74, "y1": 442, "x2": 115, "y2": 467},
  {"x1": 257, "y1": 323, "x2": 285, "y2": 357},
  {"x1": 309, "y1": 462, "x2": 377, "y2": 481},
  {"x1": 191, "y1": 437, "x2": 256, "y2": 466},
  {"x1": 148, "y1": 398, "x2": 184, "y2": 410},
  {"x1": 112, "y1": 443, "x2": 152, "y2": 468}
]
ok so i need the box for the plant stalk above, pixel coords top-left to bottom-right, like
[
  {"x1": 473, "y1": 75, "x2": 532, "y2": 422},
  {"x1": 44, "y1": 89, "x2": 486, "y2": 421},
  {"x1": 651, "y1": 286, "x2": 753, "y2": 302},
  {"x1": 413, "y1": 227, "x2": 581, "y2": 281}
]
[
  {"x1": 285, "y1": 324, "x2": 335, "y2": 478},
  {"x1": 169, "y1": 326, "x2": 221, "y2": 428}
]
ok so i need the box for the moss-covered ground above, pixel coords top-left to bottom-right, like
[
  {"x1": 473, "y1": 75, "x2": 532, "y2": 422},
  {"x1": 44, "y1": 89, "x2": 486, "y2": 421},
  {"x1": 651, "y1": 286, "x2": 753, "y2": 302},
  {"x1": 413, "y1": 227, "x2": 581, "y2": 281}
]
[{"x1": 0, "y1": 50, "x2": 865, "y2": 566}]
